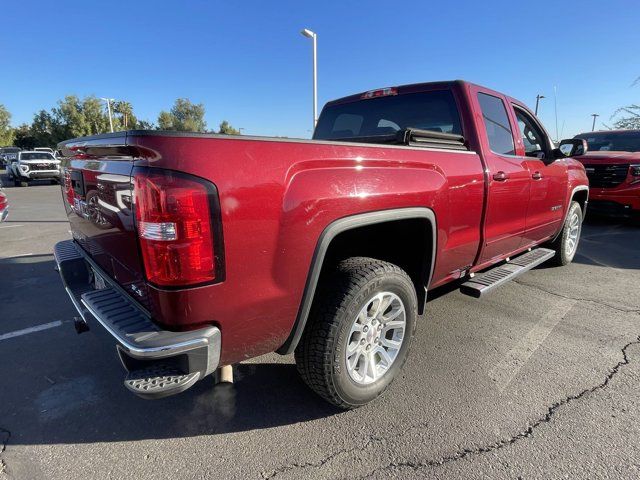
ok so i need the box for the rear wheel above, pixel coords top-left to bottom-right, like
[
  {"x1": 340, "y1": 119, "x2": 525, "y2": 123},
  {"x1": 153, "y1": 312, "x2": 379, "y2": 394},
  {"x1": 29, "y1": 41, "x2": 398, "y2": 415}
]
[
  {"x1": 548, "y1": 201, "x2": 582, "y2": 266},
  {"x1": 295, "y1": 257, "x2": 417, "y2": 409}
]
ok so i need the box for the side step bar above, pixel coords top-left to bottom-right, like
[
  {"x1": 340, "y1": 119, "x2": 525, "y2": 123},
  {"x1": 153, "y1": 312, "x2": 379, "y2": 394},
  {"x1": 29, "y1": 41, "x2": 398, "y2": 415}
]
[{"x1": 460, "y1": 248, "x2": 555, "y2": 298}]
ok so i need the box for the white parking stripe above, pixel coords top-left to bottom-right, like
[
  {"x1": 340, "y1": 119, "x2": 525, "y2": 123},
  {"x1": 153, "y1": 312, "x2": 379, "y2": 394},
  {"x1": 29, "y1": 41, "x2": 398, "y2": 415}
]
[
  {"x1": 489, "y1": 298, "x2": 577, "y2": 392},
  {"x1": 0, "y1": 253, "x2": 34, "y2": 261},
  {"x1": 0, "y1": 224, "x2": 25, "y2": 229},
  {"x1": 0, "y1": 321, "x2": 63, "y2": 341}
]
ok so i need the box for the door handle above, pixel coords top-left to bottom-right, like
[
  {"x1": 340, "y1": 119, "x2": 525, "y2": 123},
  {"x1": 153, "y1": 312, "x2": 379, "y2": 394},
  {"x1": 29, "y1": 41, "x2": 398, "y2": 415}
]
[
  {"x1": 493, "y1": 171, "x2": 509, "y2": 181},
  {"x1": 532, "y1": 171, "x2": 543, "y2": 180}
]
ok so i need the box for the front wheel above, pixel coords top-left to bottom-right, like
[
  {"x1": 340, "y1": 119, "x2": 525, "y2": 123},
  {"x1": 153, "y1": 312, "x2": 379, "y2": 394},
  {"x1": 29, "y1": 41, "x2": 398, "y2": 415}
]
[
  {"x1": 548, "y1": 201, "x2": 583, "y2": 266},
  {"x1": 295, "y1": 257, "x2": 417, "y2": 409}
]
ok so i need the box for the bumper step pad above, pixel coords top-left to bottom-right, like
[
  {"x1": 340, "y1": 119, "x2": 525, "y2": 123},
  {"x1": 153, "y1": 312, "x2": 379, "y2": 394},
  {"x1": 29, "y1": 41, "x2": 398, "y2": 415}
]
[
  {"x1": 124, "y1": 364, "x2": 201, "y2": 400},
  {"x1": 460, "y1": 248, "x2": 555, "y2": 298}
]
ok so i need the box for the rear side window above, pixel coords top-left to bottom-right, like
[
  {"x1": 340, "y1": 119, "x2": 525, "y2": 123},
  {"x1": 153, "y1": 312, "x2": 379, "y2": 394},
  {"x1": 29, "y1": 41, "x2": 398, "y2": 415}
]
[
  {"x1": 477, "y1": 93, "x2": 515, "y2": 155},
  {"x1": 314, "y1": 90, "x2": 462, "y2": 140}
]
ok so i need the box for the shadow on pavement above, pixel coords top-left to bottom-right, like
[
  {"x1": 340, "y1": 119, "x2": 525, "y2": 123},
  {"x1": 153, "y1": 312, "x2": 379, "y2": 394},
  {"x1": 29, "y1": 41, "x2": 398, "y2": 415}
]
[
  {"x1": 574, "y1": 214, "x2": 640, "y2": 270},
  {"x1": 0, "y1": 255, "x2": 340, "y2": 446}
]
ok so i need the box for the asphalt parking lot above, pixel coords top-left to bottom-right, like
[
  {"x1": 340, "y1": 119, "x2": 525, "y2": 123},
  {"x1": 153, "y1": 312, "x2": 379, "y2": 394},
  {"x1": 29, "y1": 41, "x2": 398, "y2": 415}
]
[{"x1": 1, "y1": 176, "x2": 639, "y2": 480}]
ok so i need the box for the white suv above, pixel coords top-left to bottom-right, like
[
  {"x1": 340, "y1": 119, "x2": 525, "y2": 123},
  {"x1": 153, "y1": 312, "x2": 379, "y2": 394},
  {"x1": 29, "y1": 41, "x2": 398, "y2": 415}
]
[{"x1": 8, "y1": 151, "x2": 61, "y2": 186}]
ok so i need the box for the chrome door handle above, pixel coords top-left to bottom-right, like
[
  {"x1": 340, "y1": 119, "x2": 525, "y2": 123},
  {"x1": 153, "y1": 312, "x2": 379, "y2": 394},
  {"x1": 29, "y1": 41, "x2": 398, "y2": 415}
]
[
  {"x1": 493, "y1": 171, "x2": 508, "y2": 181},
  {"x1": 532, "y1": 171, "x2": 543, "y2": 180}
]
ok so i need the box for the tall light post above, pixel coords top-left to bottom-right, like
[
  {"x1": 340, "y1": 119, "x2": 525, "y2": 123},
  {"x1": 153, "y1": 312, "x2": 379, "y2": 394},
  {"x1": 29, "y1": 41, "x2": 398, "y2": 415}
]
[
  {"x1": 534, "y1": 94, "x2": 545, "y2": 116},
  {"x1": 591, "y1": 113, "x2": 599, "y2": 131},
  {"x1": 101, "y1": 97, "x2": 114, "y2": 133},
  {"x1": 300, "y1": 28, "x2": 318, "y2": 132}
]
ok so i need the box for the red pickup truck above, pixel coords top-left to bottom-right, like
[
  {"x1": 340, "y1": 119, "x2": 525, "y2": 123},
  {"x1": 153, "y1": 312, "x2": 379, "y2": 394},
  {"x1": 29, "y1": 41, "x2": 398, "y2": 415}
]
[
  {"x1": 55, "y1": 80, "x2": 588, "y2": 408},
  {"x1": 573, "y1": 130, "x2": 640, "y2": 216}
]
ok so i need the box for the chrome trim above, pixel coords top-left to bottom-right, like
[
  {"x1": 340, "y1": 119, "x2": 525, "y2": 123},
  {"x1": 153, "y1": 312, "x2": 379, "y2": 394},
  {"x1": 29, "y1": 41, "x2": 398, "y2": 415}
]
[
  {"x1": 64, "y1": 286, "x2": 87, "y2": 321},
  {"x1": 55, "y1": 240, "x2": 221, "y2": 375},
  {"x1": 80, "y1": 297, "x2": 213, "y2": 358}
]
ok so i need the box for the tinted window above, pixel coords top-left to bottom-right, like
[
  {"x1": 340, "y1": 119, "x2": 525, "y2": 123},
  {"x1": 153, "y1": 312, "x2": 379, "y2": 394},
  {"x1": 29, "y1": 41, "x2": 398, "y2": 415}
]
[
  {"x1": 575, "y1": 131, "x2": 640, "y2": 152},
  {"x1": 478, "y1": 93, "x2": 515, "y2": 155},
  {"x1": 314, "y1": 90, "x2": 462, "y2": 140},
  {"x1": 21, "y1": 153, "x2": 54, "y2": 160},
  {"x1": 514, "y1": 107, "x2": 548, "y2": 158}
]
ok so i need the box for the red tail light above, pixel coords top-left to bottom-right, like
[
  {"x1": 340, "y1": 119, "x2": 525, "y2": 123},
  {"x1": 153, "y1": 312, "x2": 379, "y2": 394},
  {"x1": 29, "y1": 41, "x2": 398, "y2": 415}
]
[{"x1": 133, "y1": 169, "x2": 219, "y2": 287}]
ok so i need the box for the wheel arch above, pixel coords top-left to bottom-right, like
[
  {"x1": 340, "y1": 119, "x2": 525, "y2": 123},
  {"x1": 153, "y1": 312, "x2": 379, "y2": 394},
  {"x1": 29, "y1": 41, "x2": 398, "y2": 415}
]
[
  {"x1": 571, "y1": 186, "x2": 589, "y2": 216},
  {"x1": 277, "y1": 207, "x2": 436, "y2": 355},
  {"x1": 551, "y1": 185, "x2": 588, "y2": 243}
]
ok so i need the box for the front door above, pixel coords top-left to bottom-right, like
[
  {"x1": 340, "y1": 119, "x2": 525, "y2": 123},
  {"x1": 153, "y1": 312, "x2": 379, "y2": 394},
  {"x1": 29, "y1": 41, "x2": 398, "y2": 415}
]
[
  {"x1": 474, "y1": 90, "x2": 531, "y2": 263},
  {"x1": 512, "y1": 106, "x2": 567, "y2": 243}
]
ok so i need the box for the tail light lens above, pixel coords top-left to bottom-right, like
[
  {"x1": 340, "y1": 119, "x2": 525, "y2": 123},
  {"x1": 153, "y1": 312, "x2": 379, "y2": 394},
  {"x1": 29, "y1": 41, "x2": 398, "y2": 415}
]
[{"x1": 133, "y1": 169, "x2": 217, "y2": 287}]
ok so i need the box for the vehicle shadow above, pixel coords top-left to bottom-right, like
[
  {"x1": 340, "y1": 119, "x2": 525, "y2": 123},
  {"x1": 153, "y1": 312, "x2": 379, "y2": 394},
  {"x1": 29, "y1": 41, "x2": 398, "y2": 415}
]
[
  {"x1": 574, "y1": 213, "x2": 640, "y2": 270},
  {"x1": 1, "y1": 172, "x2": 56, "y2": 188},
  {"x1": 0, "y1": 255, "x2": 341, "y2": 446}
]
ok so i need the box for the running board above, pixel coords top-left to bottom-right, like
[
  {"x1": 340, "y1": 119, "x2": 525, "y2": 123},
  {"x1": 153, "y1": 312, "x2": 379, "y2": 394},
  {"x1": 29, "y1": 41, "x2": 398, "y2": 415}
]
[{"x1": 460, "y1": 248, "x2": 555, "y2": 298}]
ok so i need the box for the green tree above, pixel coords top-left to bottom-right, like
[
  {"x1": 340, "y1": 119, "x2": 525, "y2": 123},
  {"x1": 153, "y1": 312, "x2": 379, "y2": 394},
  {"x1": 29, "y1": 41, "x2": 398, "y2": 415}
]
[
  {"x1": 53, "y1": 95, "x2": 89, "y2": 139},
  {"x1": 0, "y1": 104, "x2": 14, "y2": 146},
  {"x1": 218, "y1": 120, "x2": 241, "y2": 135},
  {"x1": 31, "y1": 110, "x2": 57, "y2": 147},
  {"x1": 82, "y1": 96, "x2": 110, "y2": 135},
  {"x1": 157, "y1": 98, "x2": 207, "y2": 132},
  {"x1": 13, "y1": 124, "x2": 37, "y2": 150},
  {"x1": 137, "y1": 119, "x2": 155, "y2": 130},
  {"x1": 113, "y1": 100, "x2": 138, "y2": 129},
  {"x1": 157, "y1": 110, "x2": 175, "y2": 130}
]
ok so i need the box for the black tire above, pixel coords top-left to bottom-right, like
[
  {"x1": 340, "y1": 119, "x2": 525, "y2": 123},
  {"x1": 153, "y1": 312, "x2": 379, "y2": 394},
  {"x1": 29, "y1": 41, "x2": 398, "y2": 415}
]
[
  {"x1": 548, "y1": 201, "x2": 583, "y2": 266},
  {"x1": 295, "y1": 257, "x2": 418, "y2": 409}
]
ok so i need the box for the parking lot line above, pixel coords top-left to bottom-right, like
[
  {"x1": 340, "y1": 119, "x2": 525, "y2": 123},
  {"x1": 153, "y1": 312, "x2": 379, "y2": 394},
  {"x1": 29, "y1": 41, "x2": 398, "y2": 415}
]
[
  {"x1": 489, "y1": 298, "x2": 577, "y2": 392},
  {"x1": 0, "y1": 224, "x2": 25, "y2": 229},
  {"x1": 0, "y1": 321, "x2": 63, "y2": 342}
]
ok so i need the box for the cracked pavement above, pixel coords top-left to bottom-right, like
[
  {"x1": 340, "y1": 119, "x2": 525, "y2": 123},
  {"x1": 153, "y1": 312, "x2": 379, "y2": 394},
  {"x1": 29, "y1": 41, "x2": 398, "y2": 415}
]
[{"x1": 1, "y1": 183, "x2": 639, "y2": 480}]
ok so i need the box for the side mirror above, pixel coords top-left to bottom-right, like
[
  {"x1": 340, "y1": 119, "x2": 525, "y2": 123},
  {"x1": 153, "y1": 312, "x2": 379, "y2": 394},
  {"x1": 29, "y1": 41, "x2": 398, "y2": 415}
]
[{"x1": 555, "y1": 138, "x2": 588, "y2": 158}]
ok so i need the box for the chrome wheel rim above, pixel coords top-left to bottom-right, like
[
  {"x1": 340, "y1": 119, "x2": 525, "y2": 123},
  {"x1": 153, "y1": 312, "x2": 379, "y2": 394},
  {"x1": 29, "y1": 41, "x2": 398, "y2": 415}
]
[
  {"x1": 565, "y1": 212, "x2": 580, "y2": 256},
  {"x1": 345, "y1": 292, "x2": 406, "y2": 385}
]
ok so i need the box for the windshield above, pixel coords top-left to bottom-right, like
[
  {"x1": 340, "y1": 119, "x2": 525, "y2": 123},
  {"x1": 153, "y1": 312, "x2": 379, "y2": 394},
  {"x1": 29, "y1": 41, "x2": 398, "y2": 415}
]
[
  {"x1": 21, "y1": 153, "x2": 54, "y2": 160},
  {"x1": 575, "y1": 131, "x2": 640, "y2": 152},
  {"x1": 314, "y1": 90, "x2": 462, "y2": 141}
]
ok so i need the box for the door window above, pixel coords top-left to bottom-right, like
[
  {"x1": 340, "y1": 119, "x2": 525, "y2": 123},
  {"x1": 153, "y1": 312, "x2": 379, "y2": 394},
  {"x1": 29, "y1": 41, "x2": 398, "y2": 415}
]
[
  {"x1": 477, "y1": 93, "x2": 515, "y2": 155},
  {"x1": 514, "y1": 107, "x2": 549, "y2": 159}
]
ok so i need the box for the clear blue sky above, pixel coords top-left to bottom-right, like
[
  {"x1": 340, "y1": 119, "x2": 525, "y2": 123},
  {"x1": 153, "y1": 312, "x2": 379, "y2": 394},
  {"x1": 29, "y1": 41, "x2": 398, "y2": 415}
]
[{"x1": 2, "y1": 0, "x2": 638, "y2": 139}]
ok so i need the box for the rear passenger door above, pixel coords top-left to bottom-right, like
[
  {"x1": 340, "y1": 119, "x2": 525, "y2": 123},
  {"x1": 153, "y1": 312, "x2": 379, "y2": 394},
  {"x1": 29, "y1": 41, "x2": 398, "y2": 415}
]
[
  {"x1": 474, "y1": 90, "x2": 531, "y2": 263},
  {"x1": 511, "y1": 105, "x2": 567, "y2": 243}
]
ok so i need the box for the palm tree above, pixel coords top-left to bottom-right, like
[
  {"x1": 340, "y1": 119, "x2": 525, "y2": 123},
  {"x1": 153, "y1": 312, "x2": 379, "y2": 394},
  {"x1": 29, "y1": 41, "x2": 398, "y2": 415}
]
[{"x1": 113, "y1": 101, "x2": 134, "y2": 129}]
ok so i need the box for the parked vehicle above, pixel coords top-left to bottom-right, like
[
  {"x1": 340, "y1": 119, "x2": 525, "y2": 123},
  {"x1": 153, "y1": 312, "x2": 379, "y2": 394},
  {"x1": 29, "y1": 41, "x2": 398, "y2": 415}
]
[
  {"x1": 573, "y1": 130, "x2": 640, "y2": 216},
  {"x1": 0, "y1": 147, "x2": 21, "y2": 168},
  {"x1": 8, "y1": 150, "x2": 61, "y2": 186},
  {"x1": 0, "y1": 180, "x2": 8, "y2": 222},
  {"x1": 34, "y1": 147, "x2": 56, "y2": 157},
  {"x1": 54, "y1": 80, "x2": 588, "y2": 407}
]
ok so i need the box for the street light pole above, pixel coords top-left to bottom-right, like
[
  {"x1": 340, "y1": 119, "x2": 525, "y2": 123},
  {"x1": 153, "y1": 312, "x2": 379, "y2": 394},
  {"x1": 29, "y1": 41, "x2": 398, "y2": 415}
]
[
  {"x1": 591, "y1": 113, "x2": 599, "y2": 132},
  {"x1": 534, "y1": 94, "x2": 545, "y2": 116},
  {"x1": 300, "y1": 28, "x2": 318, "y2": 133},
  {"x1": 101, "y1": 97, "x2": 114, "y2": 133}
]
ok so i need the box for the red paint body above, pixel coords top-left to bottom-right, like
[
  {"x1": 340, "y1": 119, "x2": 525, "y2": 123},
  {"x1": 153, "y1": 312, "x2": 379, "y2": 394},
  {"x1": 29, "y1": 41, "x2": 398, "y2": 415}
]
[
  {"x1": 59, "y1": 81, "x2": 587, "y2": 365},
  {"x1": 578, "y1": 151, "x2": 640, "y2": 213}
]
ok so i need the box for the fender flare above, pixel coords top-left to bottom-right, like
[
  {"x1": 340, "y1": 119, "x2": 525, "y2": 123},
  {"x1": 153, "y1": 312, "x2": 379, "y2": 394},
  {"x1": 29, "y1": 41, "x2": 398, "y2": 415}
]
[
  {"x1": 551, "y1": 185, "x2": 589, "y2": 242},
  {"x1": 277, "y1": 207, "x2": 437, "y2": 355}
]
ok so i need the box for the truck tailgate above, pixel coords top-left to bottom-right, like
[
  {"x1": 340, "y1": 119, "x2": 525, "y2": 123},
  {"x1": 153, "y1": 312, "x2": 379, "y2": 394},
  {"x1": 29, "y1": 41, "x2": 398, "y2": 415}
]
[{"x1": 59, "y1": 135, "x2": 150, "y2": 309}]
